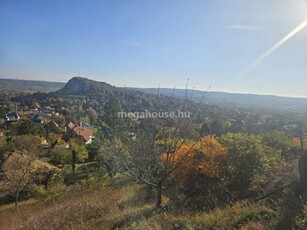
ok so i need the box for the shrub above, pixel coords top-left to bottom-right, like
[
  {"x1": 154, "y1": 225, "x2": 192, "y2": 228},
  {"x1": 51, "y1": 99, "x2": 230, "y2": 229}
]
[
  {"x1": 34, "y1": 175, "x2": 66, "y2": 201},
  {"x1": 50, "y1": 148, "x2": 71, "y2": 165}
]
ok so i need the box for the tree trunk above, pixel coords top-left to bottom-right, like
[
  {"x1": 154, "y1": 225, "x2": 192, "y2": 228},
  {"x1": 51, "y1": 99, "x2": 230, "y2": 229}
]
[
  {"x1": 155, "y1": 181, "x2": 163, "y2": 209},
  {"x1": 299, "y1": 154, "x2": 307, "y2": 190},
  {"x1": 72, "y1": 150, "x2": 76, "y2": 174},
  {"x1": 145, "y1": 185, "x2": 153, "y2": 202},
  {"x1": 14, "y1": 191, "x2": 19, "y2": 209}
]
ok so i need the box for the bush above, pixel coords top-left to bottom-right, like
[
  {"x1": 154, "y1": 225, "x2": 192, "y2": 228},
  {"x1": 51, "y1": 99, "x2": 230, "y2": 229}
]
[
  {"x1": 34, "y1": 175, "x2": 66, "y2": 201},
  {"x1": 50, "y1": 148, "x2": 71, "y2": 165},
  {"x1": 219, "y1": 133, "x2": 285, "y2": 199},
  {"x1": 295, "y1": 204, "x2": 307, "y2": 230}
]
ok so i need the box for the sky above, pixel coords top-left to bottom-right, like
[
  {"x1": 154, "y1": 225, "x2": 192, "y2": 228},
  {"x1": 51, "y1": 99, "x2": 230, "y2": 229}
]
[{"x1": 0, "y1": 0, "x2": 307, "y2": 98}]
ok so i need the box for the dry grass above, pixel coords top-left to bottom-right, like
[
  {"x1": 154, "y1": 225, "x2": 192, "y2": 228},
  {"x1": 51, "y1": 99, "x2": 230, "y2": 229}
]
[
  {"x1": 136, "y1": 201, "x2": 274, "y2": 230},
  {"x1": 0, "y1": 182, "x2": 276, "y2": 230},
  {"x1": 0, "y1": 184, "x2": 152, "y2": 230}
]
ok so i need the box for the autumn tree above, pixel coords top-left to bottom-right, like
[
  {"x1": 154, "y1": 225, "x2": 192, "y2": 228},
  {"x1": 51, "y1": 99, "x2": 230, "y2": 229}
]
[
  {"x1": 2, "y1": 151, "x2": 50, "y2": 208},
  {"x1": 103, "y1": 117, "x2": 198, "y2": 209},
  {"x1": 170, "y1": 135, "x2": 228, "y2": 209},
  {"x1": 172, "y1": 136, "x2": 227, "y2": 184},
  {"x1": 48, "y1": 133, "x2": 65, "y2": 148},
  {"x1": 101, "y1": 87, "x2": 207, "y2": 209},
  {"x1": 9, "y1": 135, "x2": 42, "y2": 154}
]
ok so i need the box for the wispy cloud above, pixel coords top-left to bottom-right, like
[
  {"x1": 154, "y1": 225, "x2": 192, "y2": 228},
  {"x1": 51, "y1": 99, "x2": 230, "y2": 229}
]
[{"x1": 225, "y1": 25, "x2": 262, "y2": 31}]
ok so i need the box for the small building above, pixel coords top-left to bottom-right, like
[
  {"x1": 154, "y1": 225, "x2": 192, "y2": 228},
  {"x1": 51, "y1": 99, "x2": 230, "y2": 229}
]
[
  {"x1": 82, "y1": 122, "x2": 94, "y2": 128},
  {"x1": 32, "y1": 110, "x2": 58, "y2": 118},
  {"x1": 5, "y1": 111, "x2": 20, "y2": 122},
  {"x1": 73, "y1": 126, "x2": 94, "y2": 145},
  {"x1": 32, "y1": 114, "x2": 44, "y2": 124},
  {"x1": 68, "y1": 121, "x2": 75, "y2": 130}
]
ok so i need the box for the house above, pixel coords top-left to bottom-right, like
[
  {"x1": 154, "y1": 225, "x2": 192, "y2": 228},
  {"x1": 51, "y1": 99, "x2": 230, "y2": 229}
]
[
  {"x1": 50, "y1": 120, "x2": 59, "y2": 127},
  {"x1": 128, "y1": 132, "x2": 136, "y2": 141},
  {"x1": 68, "y1": 122, "x2": 75, "y2": 129},
  {"x1": 32, "y1": 110, "x2": 59, "y2": 118},
  {"x1": 73, "y1": 125, "x2": 94, "y2": 145},
  {"x1": 82, "y1": 122, "x2": 94, "y2": 128},
  {"x1": 32, "y1": 114, "x2": 44, "y2": 124},
  {"x1": 54, "y1": 143, "x2": 70, "y2": 149},
  {"x1": 5, "y1": 111, "x2": 20, "y2": 122},
  {"x1": 283, "y1": 124, "x2": 298, "y2": 131}
]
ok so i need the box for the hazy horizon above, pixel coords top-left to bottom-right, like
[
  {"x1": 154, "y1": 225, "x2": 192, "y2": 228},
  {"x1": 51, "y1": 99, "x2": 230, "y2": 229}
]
[
  {"x1": 2, "y1": 76, "x2": 307, "y2": 99},
  {"x1": 1, "y1": 1, "x2": 307, "y2": 98}
]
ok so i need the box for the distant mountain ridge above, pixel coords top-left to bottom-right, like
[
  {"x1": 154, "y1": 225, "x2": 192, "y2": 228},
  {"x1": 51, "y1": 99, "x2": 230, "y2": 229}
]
[
  {"x1": 127, "y1": 87, "x2": 307, "y2": 113},
  {"x1": 2, "y1": 77, "x2": 307, "y2": 113},
  {"x1": 0, "y1": 78, "x2": 65, "y2": 92},
  {"x1": 54, "y1": 77, "x2": 307, "y2": 113}
]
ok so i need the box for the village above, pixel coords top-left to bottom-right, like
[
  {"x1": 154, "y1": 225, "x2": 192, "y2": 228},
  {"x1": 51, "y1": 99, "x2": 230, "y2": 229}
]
[{"x1": 1, "y1": 101, "x2": 95, "y2": 147}]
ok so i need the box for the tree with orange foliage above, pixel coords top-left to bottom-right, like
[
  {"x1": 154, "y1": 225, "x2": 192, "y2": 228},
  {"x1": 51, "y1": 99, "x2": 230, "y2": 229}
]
[
  {"x1": 172, "y1": 136, "x2": 227, "y2": 185},
  {"x1": 169, "y1": 136, "x2": 228, "y2": 210}
]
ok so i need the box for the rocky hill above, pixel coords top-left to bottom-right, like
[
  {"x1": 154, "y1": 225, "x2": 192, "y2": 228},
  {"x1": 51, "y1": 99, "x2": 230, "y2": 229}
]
[{"x1": 57, "y1": 77, "x2": 117, "y2": 95}]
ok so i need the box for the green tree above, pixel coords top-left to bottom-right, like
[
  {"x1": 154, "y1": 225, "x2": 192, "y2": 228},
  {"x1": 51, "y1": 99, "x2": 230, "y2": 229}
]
[
  {"x1": 50, "y1": 148, "x2": 71, "y2": 165},
  {"x1": 69, "y1": 140, "x2": 88, "y2": 174},
  {"x1": 86, "y1": 108, "x2": 98, "y2": 124},
  {"x1": 211, "y1": 119, "x2": 231, "y2": 136},
  {"x1": 12, "y1": 120, "x2": 46, "y2": 137},
  {"x1": 95, "y1": 98, "x2": 125, "y2": 141},
  {"x1": 262, "y1": 132, "x2": 296, "y2": 158},
  {"x1": 44, "y1": 121, "x2": 59, "y2": 135},
  {"x1": 219, "y1": 133, "x2": 284, "y2": 198},
  {"x1": 86, "y1": 139, "x2": 101, "y2": 160},
  {"x1": 200, "y1": 118, "x2": 212, "y2": 136}
]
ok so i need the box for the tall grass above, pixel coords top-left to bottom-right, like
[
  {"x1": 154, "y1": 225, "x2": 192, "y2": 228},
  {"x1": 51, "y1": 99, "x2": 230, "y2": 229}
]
[{"x1": 1, "y1": 179, "x2": 303, "y2": 230}]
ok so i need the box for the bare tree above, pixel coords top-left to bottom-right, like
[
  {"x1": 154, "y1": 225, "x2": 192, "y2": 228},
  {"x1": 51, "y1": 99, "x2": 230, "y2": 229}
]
[
  {"x1": 2, "y1": 151, "x2": 36, "y2": 208},
  {"x1": 102, "y1": 87, "x2": 208, "y2": 208},
  {"x1": 2, "y1": 151, "x2": 55, "y2": 208},
  {"x1": 103, "y1": 119, "x2": 198, "y2": 208}
]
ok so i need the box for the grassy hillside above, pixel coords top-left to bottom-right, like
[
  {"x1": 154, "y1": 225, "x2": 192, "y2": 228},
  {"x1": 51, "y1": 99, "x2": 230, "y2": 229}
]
[
  {"x1": 0, "y1": 177, "x2": 306, "y2": 230},
  {"x1": 0, "y1": 183, "x2": 270, "y2": 230}
]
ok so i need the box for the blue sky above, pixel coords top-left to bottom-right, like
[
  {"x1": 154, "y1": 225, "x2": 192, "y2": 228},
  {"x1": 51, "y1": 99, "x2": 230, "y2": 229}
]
[{"x1": 1, "y1": 0, "x2": 307, "y2": 97}]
